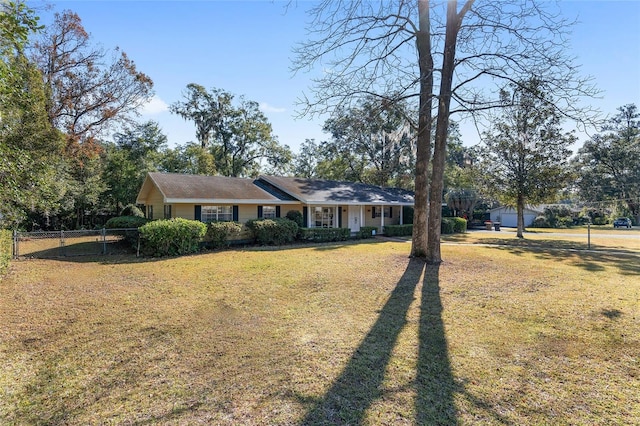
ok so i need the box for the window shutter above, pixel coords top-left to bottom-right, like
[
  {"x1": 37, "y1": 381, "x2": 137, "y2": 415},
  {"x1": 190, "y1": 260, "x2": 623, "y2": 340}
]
[
  {"x1": 389, "y1": 207, "x2": 393, "y2": 218},
  {"x1": 194, "y1": 205, "x2": 202, "y2": 222},
  {"x1": 233, "y1": 205, "x2": 239, "y2": 222},
  {"x1": 303, "y1": 206, "x2": 308, "y2": 228},
  {"x1": 338, "y1": 206, "x2": 342, "y2": 228},
  {"x1": 257, "y1": 206, "x2": 263, "y2": 218},
  {"x1": 372, "y1": 207, "x2": 376, "y2": 219},
  {"x1": 275, "y1": 206, "x2": 281, "y2": 218}
]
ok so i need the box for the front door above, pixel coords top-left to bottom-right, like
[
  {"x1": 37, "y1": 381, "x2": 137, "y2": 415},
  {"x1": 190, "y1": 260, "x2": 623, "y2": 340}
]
[{"x1": 348, "y1": 206, "x2": 361, "y2": 232}]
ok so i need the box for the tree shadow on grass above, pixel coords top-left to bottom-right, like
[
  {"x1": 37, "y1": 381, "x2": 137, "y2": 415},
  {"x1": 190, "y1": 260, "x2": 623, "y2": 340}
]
[
  {"x1": 415, "y1": 263, "x2": 458, "y2": 424},
  {"x1": 299, "y1": 259, "x2": 459, "y2": 425}
]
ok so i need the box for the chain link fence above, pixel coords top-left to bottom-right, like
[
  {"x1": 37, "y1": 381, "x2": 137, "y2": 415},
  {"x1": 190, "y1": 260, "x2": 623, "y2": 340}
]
[{"x1": 13, "y1": 228, "x2": 139, "y2": 259}]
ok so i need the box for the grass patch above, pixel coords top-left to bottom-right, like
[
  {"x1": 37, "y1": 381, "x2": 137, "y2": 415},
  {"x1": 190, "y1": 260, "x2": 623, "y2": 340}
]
[
  {"x1": 444, "y1": 228, "x2": 640, "y2": 254},
  {"x1": 0, "y1": 239, "x2": 638, "y2": 424}
]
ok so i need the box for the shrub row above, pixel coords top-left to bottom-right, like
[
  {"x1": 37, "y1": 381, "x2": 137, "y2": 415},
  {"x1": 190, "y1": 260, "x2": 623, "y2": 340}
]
[
  {"x1": 204, "y1": 221, "x2": 245, "y2": 249},
  {"x1": 356, "y1": 226, "x2": 378, "y2": 239},
  {"x1": 384, "y1": 224, "x2": 413, "y2": 237},
  {"x1": 298, "y1": 227, "x2": 350, "y2": 243},
  {"x1": 246, "y1": 218, "x2": 298, "y2": 246},
  {"x1": 441, "y1": 217, "x2": 467, "y2": 234},
  {"x1": 0, "y1": 229, "x2": 11, "y2": 277},
  {"x1": 139, "y1": 218, "x2": 207, "y2": 257}
]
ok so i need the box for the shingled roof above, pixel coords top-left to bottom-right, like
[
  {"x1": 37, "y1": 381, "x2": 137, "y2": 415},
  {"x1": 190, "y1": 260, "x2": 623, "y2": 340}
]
[
  {"x1": 257, "y1": 175, "x2": 414, "y2": 205},
  {"x1": 137, "y1": 172, "x2": 295, "y2": 204},
  {"x1": 137, "y1": 172, "x2": 415, "y2": 206}
]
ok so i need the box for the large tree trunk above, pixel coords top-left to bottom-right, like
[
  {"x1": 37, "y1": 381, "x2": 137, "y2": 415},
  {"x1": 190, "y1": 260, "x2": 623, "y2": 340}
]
[
  {"x1": 427, "y1": 1, "x2": 470, "y2": 263},
  {"x1": 411, "y1": 0, "x2": 434, "y2": 259},
  {"x1": 517, "y1": 193, "x2": 525, "y2": 238}
]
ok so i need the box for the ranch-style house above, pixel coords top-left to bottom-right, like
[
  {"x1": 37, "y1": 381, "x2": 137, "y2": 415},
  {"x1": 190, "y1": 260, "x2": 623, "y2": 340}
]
[{"x1": 136, "y1": 172, "x2": 414, "y2": 234}]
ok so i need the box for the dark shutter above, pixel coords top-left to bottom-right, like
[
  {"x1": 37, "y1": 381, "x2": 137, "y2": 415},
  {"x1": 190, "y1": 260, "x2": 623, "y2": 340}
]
[
  {"x1": 372, "y1": 207, "x2": 376, "y2": 219},
  {"x1": 303, "y1": 206, "x2": 308, "y2": 228},
  {"x1": 233, "y1": 205, "x2": 239, "y2": 222},
  {"x1": 338, "y1": 206, "x2": 342, "y2": 228},
  {"x1": 389, "y1": 207, "x2": 393, "y2": 218},
  {"x1": 275, "y1": 206, "x2": 281, "y2": 218},
  {"x1": 257, "y1": 206, "x2": 263, "y2": 218},
  {"x1": 194, "y1": 205, "x2": 202, "y2": 222}
]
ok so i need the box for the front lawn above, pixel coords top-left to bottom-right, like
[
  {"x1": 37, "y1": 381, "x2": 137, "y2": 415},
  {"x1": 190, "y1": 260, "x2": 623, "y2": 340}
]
[{"x1": 0, "y1": 240, "x2": 638, "y2": 424}]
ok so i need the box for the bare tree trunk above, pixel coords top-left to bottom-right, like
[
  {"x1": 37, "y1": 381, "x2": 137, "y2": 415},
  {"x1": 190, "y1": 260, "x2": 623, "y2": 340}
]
[
  {"x1": 411, "y1": 0, "x2": 434, "y2": 259},
  {"x1": 517, "y1": 193, "x2": 525, "y2": 238},
  {"x1": 427, "y1": 0, "x2": 472, "y2": 263}
]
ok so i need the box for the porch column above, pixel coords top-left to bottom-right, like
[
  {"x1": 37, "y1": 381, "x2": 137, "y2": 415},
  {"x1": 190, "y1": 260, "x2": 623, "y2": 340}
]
[
  {"x1": 400, "y1": 206, "x2": 403, "y2": 225},
  {"x1": 381, "y1": 205, "x2": 385, "y2": 231},
  {"x1": 308, "y1": 205, "x2": 313, "y2": 228}
]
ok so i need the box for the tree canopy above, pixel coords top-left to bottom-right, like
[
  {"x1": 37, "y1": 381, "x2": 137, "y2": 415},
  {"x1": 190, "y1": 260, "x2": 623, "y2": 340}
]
[
  {"x1": 573, "y1": 104, "x2": 640, "y2": 222},
  {"x1": 479, "y1": 79, "x2": 576, "y2": 237}
]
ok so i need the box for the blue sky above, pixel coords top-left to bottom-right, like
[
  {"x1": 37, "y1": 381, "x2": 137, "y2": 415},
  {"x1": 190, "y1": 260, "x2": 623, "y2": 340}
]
[{"x1": 32, "y1": 1, "x2": 640, "y2": 153}]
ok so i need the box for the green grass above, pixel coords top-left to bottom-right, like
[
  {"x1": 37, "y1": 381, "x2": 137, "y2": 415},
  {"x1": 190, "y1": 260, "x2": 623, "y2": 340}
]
[{"x1": 0, "y1": 238, "x2": 638, "y2": 424}]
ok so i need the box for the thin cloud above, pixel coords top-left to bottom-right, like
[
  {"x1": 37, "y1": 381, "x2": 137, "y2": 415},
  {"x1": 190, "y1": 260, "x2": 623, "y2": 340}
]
[
  {"x1": 141, "y1": 96, "x2": 169, "y2": 115},
  {"x1": 260, "y1": 102, "x2": 286, "y2": 113}
]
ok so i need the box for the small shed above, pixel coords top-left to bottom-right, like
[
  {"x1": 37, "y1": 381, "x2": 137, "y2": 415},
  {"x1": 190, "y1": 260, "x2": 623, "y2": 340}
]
[{"x1": 489, "y1": 206, "x2": 542, "y2": 228}]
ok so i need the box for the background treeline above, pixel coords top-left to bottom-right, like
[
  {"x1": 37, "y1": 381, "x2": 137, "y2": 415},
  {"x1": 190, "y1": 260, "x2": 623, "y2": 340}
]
[{"x1": 2, "y1": 2, "x2": 638, "y2": 232}]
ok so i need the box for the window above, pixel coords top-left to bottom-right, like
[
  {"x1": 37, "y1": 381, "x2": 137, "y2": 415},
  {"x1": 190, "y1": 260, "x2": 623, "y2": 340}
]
[
  {"x1": 201, "y1": 206, "x2": 233, "y2": 222},
  {"x1": 164, "y1": 204, "x2": 172, "y2": 219},
  {"x1": 373, "y1": 206, "x2": 392, "y2": 218},
  {"x1": 147, "y1": 205, "x2": 154, "y2": 220},
  {"x1": 262, "y1": 206, "x2": 276, "y2": 219},
  {"x1": 314, "y1": 206, "x2": 334, "y2": 228}
]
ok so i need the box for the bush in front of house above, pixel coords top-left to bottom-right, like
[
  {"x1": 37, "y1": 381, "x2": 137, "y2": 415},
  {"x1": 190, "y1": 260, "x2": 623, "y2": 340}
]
[
  {"x1": 450, "y1": 217, "x2": 467, "y2": 233},
  {"x1": 204, "y1": 221, "x2": 244, "y2": 249},
  {"x1": 356, "y1": 226, "x2": 378, "y2": 239},
  {"x1": 285, "y1": 210, "x2": 304, "y2": 228},
  {"x1": 298, "y1": 227, "x2": 350, "y2": 243},
  {"x1": 246, "y1": 218, "x2": 298, "y2": 245},
  {"x1": 441, "y1": 218, "x2": 454, "y2": 234},
  {"x1": 139, "y1": 218, "x2": 207, "y2": 256},
  {"x1": 384, "y1": 224, "x2": 413, "y2": 237}
]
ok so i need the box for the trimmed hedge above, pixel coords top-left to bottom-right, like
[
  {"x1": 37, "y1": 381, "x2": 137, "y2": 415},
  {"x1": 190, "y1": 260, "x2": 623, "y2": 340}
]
[
  {"x1": 384, "y1": 224, "x2": 413, "y2": 237},
  {"x1": 441, "y1": 218, "x2": 454, "y2": 234},
  {"x1": 450, "y1": 217, "x2": 467, "y2": 233},
  {"x1": 246, "y1": 218, "x2": 298, "y2": 245},
  {"x1": 356, "y1": 226, "x2": 378, "y2": 239},
  {"x1": 298, "y1": 227, "x2": 350, "y2": 243},
  {"x1": 139, "y1": 218, "x2": 207, "y2": 257},
  {"x1": 204, "y1": 221, "x2": 244, "y2": 249},
  {"x1": 105, "y1": 215, "x2": 149, "y2": 229},
  {"x1": 0, "y1": 229, "x2": 11, "y2": 277}
]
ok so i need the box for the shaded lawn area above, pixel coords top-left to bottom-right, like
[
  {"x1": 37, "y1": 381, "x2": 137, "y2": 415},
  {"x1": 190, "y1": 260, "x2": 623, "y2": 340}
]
[{"x1": 1, "y1": 240, "x2": 638, "y2": 424}]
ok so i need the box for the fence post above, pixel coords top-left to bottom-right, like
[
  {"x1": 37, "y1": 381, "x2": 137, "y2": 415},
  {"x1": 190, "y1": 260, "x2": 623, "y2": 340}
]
[
  {"x1": 102, "y1": 228, "x2": 107, "y2": 255},
  {"x1": 13, "y1": 230, "x2": 18, "y2": 259},
  {"x1": 60, "y1": 229, "x2": 65, "y2": 257}
]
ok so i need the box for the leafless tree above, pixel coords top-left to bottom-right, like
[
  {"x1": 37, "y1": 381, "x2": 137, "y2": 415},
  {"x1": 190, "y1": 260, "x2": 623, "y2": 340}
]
[{"x1": 292, "y1": 0, "x2": 598, "y2": 263}]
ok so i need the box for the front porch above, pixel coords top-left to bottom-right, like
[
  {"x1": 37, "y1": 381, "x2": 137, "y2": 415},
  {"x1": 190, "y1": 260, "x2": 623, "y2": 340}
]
[{"x1": 303, "y1": 204, "x2": 408, "y2": 234}]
